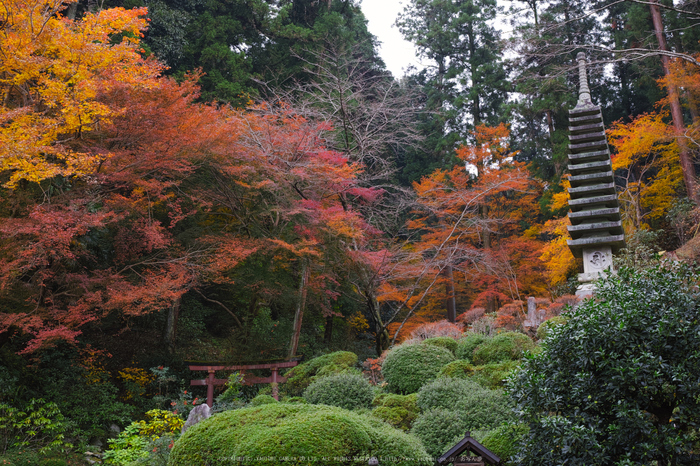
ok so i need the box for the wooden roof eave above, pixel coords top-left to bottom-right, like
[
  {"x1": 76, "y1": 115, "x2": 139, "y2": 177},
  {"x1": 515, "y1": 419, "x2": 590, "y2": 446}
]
[{"x1": 437, "y1": 433, "x2": 501, "y2": 465}]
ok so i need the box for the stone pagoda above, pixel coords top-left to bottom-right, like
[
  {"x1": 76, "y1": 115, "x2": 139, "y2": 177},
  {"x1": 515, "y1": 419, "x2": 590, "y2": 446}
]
[{"x1": 567, "y1": 52, "x2": 625, "y2": 297}]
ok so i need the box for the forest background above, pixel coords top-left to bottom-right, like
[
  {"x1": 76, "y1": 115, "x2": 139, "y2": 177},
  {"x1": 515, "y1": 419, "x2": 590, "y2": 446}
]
[{"x1": 2, "y1": 0, "x2": 700, "y2": 453}]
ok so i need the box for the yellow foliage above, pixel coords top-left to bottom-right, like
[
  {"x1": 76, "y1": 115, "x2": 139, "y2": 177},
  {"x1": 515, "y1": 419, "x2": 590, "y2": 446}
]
[
  {"x1": 347, "y1": 311, "x2": 369, "y2": 333},
  {"x1": 550, "y1": 176, "x2": 571, "y2": 212},
  {"x1": 118, "y1": 367, "x2": 154, "y2": 400},
  {"x1": 539, "y1": 217, "x2": 577, "y2": 287},
  {"x1": 0, "y1": 0, "x2": 162, "y2": 187},
  {"x1": 135, "y1": 409, "x2": 184, "y2": 440},
  {"x1": 607, "y1": 112, "x2": 682, "y2": 229}
]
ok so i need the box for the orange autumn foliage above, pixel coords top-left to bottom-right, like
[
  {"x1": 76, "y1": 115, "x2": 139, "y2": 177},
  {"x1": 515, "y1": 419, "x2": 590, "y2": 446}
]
[
  {"x1": 381, "y1": 124, "x2": 546, "y2": 339},
  {"x1": 0, "y1": 0, "x2": 163, "y2": 187}
]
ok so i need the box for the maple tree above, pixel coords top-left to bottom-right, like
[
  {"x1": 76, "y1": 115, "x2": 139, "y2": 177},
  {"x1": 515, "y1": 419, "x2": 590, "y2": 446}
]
[
  {"x1": 378, "y1": 124, "x2": 545, "y2": 342},
  {"x1": 0, "y1": 0, "x2": 378, "y2": 353},
  {"x1": 199, "y1": 102, "x2": 380, "y2": 357},
  {"x1": 0, "y1": 0, "x2": 162, "y2": 188},
  {"x1": 608, "y1": 112, "x2": 683, "y2": 230}
]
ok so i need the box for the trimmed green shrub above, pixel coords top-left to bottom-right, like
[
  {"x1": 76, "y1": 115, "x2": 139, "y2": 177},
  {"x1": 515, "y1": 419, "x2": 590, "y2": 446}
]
[
  {"x1": 417, "y1": 376, "x2": 483, "y2": 411},
  {"x1": 438, "y1": 359, "x2": 473, "y2": 379},
  {"x1": 536, "y1": 315, "x2": 567, "y2": 340},
  {"x1": 371, "y1": 393, "x2": 419, "y2": 431},
  {"x1": 417, "y1": 378, "x2": 516, "y2": 430},
  {"x1": 411, "y1": 408, "x2": 465, "y2": 459},
  {"x1": 282, "y1": 351, "x2": 358, "y2": 397},
  {"x1": 382, "y1": 344, "x2": 455, "y2": 394},
  {"x1": 421, "y1": 337, "x2": 458, "y2": 355},
  {"x1": 250, "y1": 395, "x2": 278, "y2": 407},
  {"x1": 455, "y1": 333, "x2": 488, "y2": 362},
  {"x1": 470, "y1": 361, "x2": 520, "y2": 389},
  {"x1": 471, "y1": 332, "x2": 534, "y2": 365},
  {"x1": 480, "y1": 423, "x2": 528, "y2": 465},
  {"x1": 438, "y1": 360, "x2": 519, "y2": 389},
  {"x1": 303, "y1": 373, "x2": 374, "y2": 410},
  {"x1": 168, "y1": 403, "x2": 431, "y2": 465}
]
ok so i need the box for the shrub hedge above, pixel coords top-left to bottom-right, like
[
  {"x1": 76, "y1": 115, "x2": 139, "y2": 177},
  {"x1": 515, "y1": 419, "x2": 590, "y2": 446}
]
[
  {"x1": 421, "y1": 337, "x2": 458, "y2": 355},
  {"x1": 250, "y1": 394, "x2": 278, "y2": 407},
  {"x1": 471, "y1": 332, "x2": 534, "y2": 365},
  {"x1": 282, "y1": 351, "x2": 358, "y2": 397},
  {"x1": 469, "y1": 361, "x2": 520, "y2": 389},
  {"x1": 417, "y1": 377, "x2": 516, "y2": 430},
  {"x1": 370, "y1": 393, "x2": 419, "y2": 431},
  {"x1": 303, "y1": 373, "x2": 374, "y2": 410},
  {"x1": 455, "y1": 333, "x2": 488, "y2": 362},
  {"x1": 480, "y1": 423, "x2": 529, "y2": 465},
  {"x1": 168, "y1": 403, "x2": 431, "y2": 465},
  {"x1": 410, "y1": 408, "x2": 465, "y2": 459},
  {"x1": 382, "y1": 344, "x2": 455, "y2": 394},
  {"x1": 438, "y1": 360, "x2": 473, "y2": 379}
]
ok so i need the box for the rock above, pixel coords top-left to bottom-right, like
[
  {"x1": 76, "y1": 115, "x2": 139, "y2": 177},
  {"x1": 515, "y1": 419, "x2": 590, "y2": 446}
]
[
  {"x1": 108, "y1": 423, "x2": 121, "y2": 437},
  {"x1": 182, "y1": 403, "x2": 211, "y2": 433}
]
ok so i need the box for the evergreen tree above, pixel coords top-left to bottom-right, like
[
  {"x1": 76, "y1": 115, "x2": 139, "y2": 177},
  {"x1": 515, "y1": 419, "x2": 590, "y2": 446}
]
[{"x1": 395, "y1": 0, "x2": 509, "y2": 185}]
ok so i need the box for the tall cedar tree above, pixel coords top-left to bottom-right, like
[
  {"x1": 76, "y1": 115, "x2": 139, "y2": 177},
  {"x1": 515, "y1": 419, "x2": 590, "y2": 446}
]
[{"x1": 395, "y1": 0, "x2": 508, "y2": 185}]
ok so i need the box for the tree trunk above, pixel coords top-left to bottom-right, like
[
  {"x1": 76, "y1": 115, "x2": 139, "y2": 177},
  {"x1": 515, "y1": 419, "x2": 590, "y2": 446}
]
[
  {"x1": 366, "y1": 293, "x2": 389, "y2": 355},
  {"x1": 324, "y1": 315, "x2": 333, "y2": 343},
  {"x1": 650, "y1": 0, "x2": 699, "y2": 204},
  {"x1": 288, "y1": 260, "x2": 310, "y2": 359},
  {"x1": 445, "y1": 265, "x2": 457, "y2": 323},
  {"x1": 66, "y1": 1, "x2": 79, "y2": 20},
  {"x1": 164, "y1": 298, "x2": 181, "y2": 353},
  {"x1": 481, "y1": 203, "x2": 498, "y2": 313}
]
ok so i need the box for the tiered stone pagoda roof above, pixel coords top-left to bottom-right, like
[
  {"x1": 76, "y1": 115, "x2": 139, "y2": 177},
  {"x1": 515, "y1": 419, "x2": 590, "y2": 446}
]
[{"x1": 567, "y1": 52, "x2": 625, "y2": 258}]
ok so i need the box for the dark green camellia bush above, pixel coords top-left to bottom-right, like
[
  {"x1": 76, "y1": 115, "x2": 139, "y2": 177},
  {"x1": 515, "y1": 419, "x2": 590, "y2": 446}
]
[
  {"x1": 508, "y1": 263, "x2": 700, "y2": 465},
  {"x1": 168, "y1": 403, "x2": 431, "y2": 465},
  {"x1": 303, "y1": 373, "x2": 374, "y2": 410},
  {"x1": 382, "y1": 344, "x2": 455, "y2": 394}
]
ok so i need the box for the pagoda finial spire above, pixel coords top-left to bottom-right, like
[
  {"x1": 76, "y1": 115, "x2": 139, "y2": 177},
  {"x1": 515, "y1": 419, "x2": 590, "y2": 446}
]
[{"x1": 575, "y1": 52, "x2": 592, "y2": 108}]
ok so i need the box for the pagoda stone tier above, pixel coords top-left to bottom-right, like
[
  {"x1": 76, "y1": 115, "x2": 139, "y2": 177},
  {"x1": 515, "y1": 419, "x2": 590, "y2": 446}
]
[{"x1": 567, "y1": 53, "x2": 625, "y2": 297}]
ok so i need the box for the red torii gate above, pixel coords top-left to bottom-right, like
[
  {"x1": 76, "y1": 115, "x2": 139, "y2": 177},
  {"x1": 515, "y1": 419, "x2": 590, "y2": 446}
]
[{"x1": 189, "y1": 360, "x2": 300, "y2": 407}]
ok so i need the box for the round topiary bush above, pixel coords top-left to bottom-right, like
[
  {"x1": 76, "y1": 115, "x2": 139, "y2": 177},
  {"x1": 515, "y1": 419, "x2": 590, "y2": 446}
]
[
  {"x1": 303, "y1": 373, "x2": 374, "y2": 410},
  {"x1": 168, "y1": 403, "x2": 431, "y2": 466},
  {"x1": 471, "y1": 332, "x2": 534, "y2": 365},
  {"x1": 250, "y1": 394, "x2": 278, "y2": 406},
  {"x1": 382, "y1": 344, "x2": 455, "y2": 394},
  {"x1": 282, "y1": 351, "x2": 359, "y2": 397},
  {"x1": 371, "y1": 393, "x2": 419, "y2": 431},
  {"x1": 417, "y1": 377, "x2": 516, "y2": 430},
  {"x1": 470, "y1": 361, "x2": 520, "y2": 389},
  {"x1": 456, "y1": 333, "x2": 489, "y2": 362},
  {"x1": 411, "y1": 408, "x2": 466, "y2": 459},
  {"x1": 438, "y1": 359, "x2": 474, "y2": 379},
  {"x1": 437, "y1": 360, "x2": 519, "y2": 389},
  {"x1": 421, "y1": 336, "x2": 458, "y2": 355}
]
